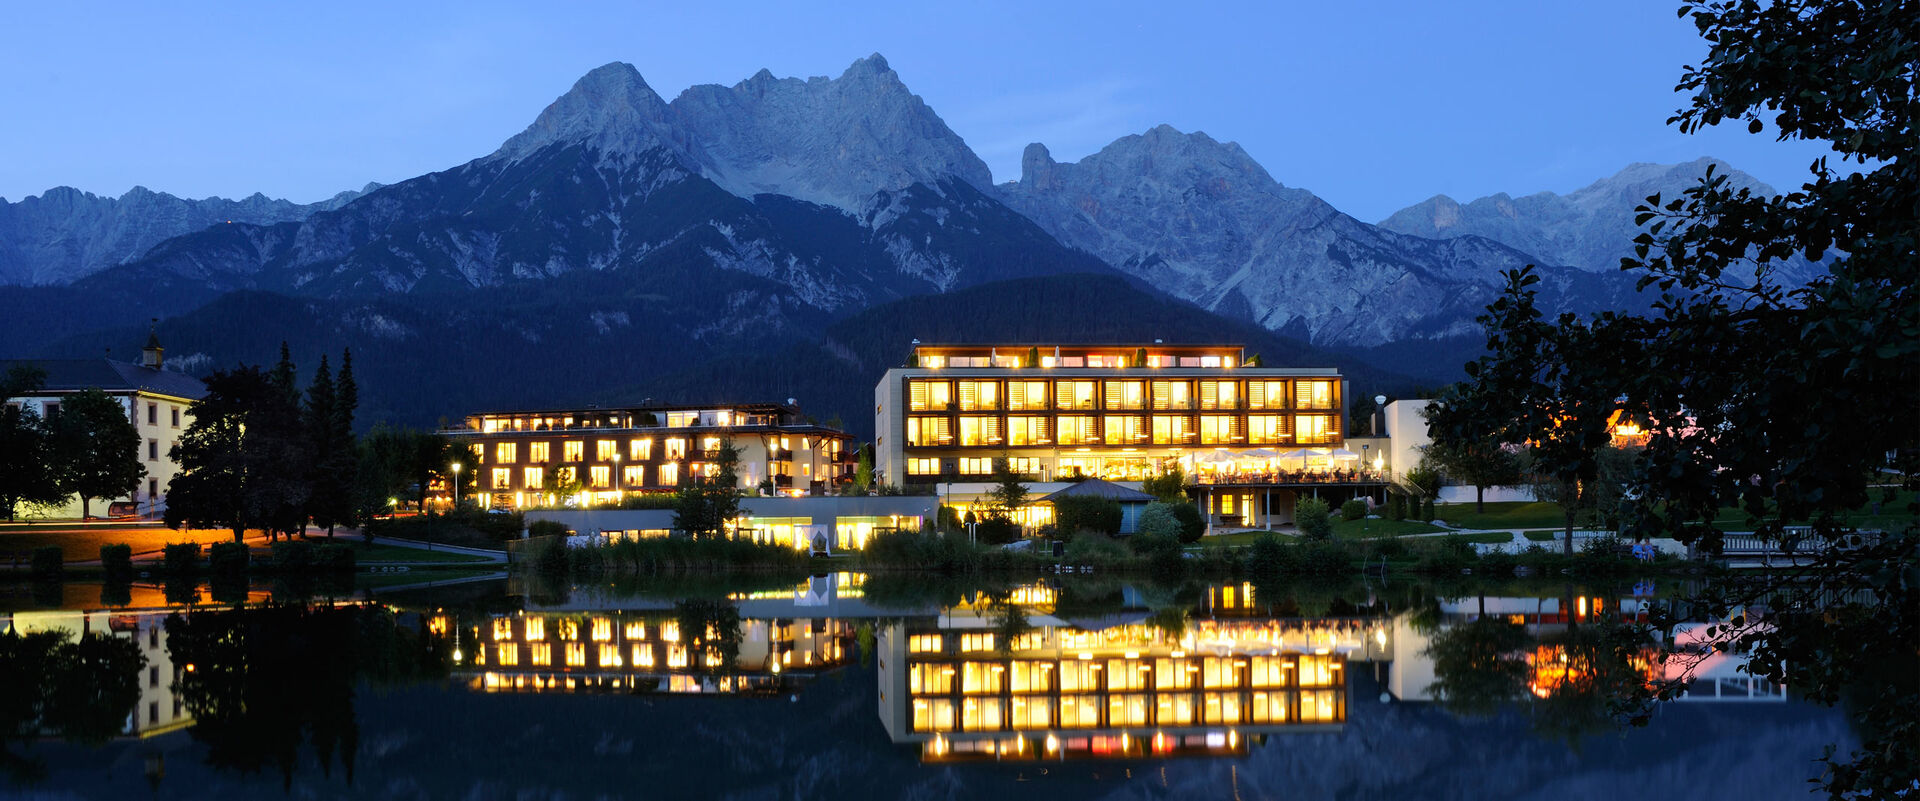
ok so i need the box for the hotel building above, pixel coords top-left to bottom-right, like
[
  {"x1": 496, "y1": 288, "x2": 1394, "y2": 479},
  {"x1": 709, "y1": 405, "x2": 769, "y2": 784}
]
[
  {"x1": 452, "y1": 402, "x2": 856, "y2": 510},
  {"x1": 873, "y1": 343, "x2": 1376, "y2": 527}
]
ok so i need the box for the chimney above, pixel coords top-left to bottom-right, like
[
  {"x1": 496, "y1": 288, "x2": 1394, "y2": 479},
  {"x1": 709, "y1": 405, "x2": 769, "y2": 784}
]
[{"x1": 140, "y1": 323, "x2": 164, "y2": 370}]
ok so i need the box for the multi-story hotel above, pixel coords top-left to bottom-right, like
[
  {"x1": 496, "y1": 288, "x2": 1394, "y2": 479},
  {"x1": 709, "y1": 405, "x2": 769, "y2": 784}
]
[
  {"x1": 874, "y1": 343, "x2": 1377, "y2": 527},
  {"x1": 0, "y1": 334, "x2": 206, "y2": 519},
  {"x1": 453, "y1": 401, "x2": 856, "y2": 509}
]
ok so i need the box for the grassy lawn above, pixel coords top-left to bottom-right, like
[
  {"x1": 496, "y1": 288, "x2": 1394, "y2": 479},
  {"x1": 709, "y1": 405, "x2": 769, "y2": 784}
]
[
  {"x1": 355, "y1": 568, "x2": 501, "y2": 591},
  {"x1": 347, "y1": 542, "x2": 490, "y2": 563},
  {"x1": 1334, "y1": 519, "x2": 1447, "y2": 539},
  {"x1": 1710, "y1": 489, "x2": 1916, "y2": 532},
  {"x1": 1434, "y1": 501, "x2": 1569, "y2": 530},
  {"x1": 1193, "y1": 531, "x2": 1274, "y2": 547},
  {"x1": 0, "y1": 527, "x2": 236, "y2": 564}
]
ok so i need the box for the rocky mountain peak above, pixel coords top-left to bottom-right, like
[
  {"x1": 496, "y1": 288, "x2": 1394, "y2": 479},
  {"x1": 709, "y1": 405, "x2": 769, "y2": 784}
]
[
  {"x1": 667, "y1": 53, "x2": 991, "y2": 213},
  {"x1": 1020, "y1": 143, "x2": 1057, "y2": 191},
  {"x1": 493, "y1": 62, "x2": 677, "y2": 162}
]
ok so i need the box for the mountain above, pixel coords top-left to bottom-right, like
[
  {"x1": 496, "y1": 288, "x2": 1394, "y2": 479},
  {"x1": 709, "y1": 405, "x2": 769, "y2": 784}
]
[
  {"x1": 1378, "y1": 157, "x2": 1815, "y2": 283},
  {"x1": 0, "y1": 184, "x2": 373, "y2": 286},
  {"x1": 997, "y1": 126, "x2": 1641, "y2": 346}
]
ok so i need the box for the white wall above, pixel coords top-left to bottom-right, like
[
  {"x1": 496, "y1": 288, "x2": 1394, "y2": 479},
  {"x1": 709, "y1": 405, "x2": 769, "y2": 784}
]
[{"x1": 13, "y1": 391, "x2": 190, "y2": 519}]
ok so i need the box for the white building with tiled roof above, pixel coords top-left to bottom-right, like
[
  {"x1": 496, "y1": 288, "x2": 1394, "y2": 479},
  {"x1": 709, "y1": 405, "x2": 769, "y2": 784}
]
[{"x1": 1, "y1": 334, "x2": 207, "y2": 519}]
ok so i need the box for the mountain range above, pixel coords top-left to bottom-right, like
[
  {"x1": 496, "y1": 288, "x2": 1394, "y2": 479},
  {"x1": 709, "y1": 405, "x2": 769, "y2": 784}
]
[{"x1": 0, "y1": 54, "x2": 1775, "y2": 433}]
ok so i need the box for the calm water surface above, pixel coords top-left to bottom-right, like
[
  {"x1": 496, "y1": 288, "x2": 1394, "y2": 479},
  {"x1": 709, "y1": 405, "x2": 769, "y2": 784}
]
[{"x1": 0, "y1": 574, "x2": 1853, "y2": 800}]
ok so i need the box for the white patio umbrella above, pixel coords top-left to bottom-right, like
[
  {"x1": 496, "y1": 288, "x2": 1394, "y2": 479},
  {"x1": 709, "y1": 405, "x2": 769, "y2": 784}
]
[
  {"x1": 1330, "y1": 449, "x2": 1362, "y2": 460},
  {"x1": 1199, "y1": 449, "x2": 1237, "y2": 464},
  {"x1": 1241, "y1": 448, "x2": 1280, "y2": 459}
]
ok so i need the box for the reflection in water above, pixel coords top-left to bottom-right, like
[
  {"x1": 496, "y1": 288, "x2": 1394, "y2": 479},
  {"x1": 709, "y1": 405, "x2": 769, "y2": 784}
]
[{"x1": 0, "y1": 575, "x2": 1858, "y2": 798}]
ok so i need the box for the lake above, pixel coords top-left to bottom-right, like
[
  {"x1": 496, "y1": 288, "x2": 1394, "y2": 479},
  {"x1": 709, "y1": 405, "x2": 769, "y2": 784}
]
[{"x1": 0, "y1": 573, "x2": 1855, "y2": 800}]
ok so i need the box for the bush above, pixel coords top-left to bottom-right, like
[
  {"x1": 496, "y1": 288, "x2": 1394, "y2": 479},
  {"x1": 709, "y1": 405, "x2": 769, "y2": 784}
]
[
  {"x1": 30, "y1": 546, "x2": 62, "y2": 579},
  {"x1": 1479, "y1": 549, "x2": 1518, "y2": 577},
  {"x1": 1247, "y1": 534, "x2": 1289, "y2": 574},
  {"x1": 1340, "y1": 499, "x2": 1369, "y2": 521},
  {"x1": 1130, "y1": 532, "x2": 1185, "y2": 575},
  {"x1": 532, "y1": 536, "x2": 570, "y2": 577},
  {"x1": 1368, "y1": 537, "x2": 1409, "y2": 560},
  {"x1": 163, "y1": 543, "x2": 202, "y2": 573},
  {"x1": 209, "y1": 541, "x2": 249, "y2": 574},
  {"x1": 1137, "y1": 503, "x2": 1182, "y2": 539},
  {"x1": 973, "y1": 516, "x2": 1022, "y2": 545},
  {"x1": 99, "y1": 544, "x2": 134, "y2": 581},
  {"x1": 1295, "y1": 497, "x2": 1334, "y2": 541},
  {"x1": 1421, "y1": 498, "x2": 1437, "y2": 522},
  {"x1": 866, "y1": 530, "x2": 987, "y2": 574},
  {"x1": 270, "y1": 540, "x2": 315, "y2": 571},
  {"x1": 528, "y1": 520, "x2": 570, "y2": 539},
  {"x1": 1064, "y1": 532, "x2": 1132, "y2": 565},
  {"x1": 1298, "y1": 540, "x2": 1354, "y2": 575},
  {"x1": 1054, "y1": 496, "x2": 1123, "y2": 537},
  {"x1": 1169, "y1": 503, "x2": 1205, "y2": 543},
  {"x1": 317, "y1": 544, "x2": 356, "y2": 572},
  {"x1": 1385, "y1": 493, "x2": 1406, "y2": 521}
]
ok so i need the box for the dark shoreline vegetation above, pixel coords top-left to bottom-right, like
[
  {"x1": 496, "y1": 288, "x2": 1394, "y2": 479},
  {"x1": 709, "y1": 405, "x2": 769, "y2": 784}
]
[{"x1": 519, "y1": 528, "x2": 1697, "y2": 583}]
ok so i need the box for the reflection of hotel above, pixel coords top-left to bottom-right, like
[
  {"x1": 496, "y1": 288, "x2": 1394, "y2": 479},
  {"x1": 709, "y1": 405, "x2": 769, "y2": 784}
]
[
  {"x1": 874, "y1": 594, "x2": 1390, "y2": 761},
  {"x1": 450, "y1": 402, "x2": 856, "y2": 509},
  {"x1": 452, "y1": 609, "x2": 854, "y2": 695}
]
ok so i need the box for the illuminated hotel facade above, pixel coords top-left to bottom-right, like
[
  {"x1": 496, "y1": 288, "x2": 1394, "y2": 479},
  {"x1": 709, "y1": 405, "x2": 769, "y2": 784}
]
[
  {"x1": 452, "y1": 402, "x2": 856, "y2": 509},
  {"x1": 873, "y1": 344, "x2": 1368, "y2": 526}
]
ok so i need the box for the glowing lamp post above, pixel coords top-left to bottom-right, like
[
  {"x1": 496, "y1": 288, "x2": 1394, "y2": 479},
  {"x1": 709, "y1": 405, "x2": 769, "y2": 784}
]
[{"x1": 451, "y1": 462, "x2": 463, "y2": 508}]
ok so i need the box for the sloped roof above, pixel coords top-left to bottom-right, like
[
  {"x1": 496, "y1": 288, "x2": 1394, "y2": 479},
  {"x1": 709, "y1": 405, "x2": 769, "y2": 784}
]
[
  {"x1": 1, "y1": 358, "x2": 207, "y2": 400},
  {"x1": 1037, "y1": 478, "x2": 1155, "y2": 503}
]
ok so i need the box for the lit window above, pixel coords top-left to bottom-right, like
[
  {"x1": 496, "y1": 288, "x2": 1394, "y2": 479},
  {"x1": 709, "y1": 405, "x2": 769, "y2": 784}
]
[
  {"x1": 1151, "y1": 415, "x2": 1193, "y2": 444},
  {"x1": 701, "y1": 437, "x2": 720, "y2": 453},
  {"x1": 1296, "y1": 380, "x2": 1336, "y2": 409},
  {"x1": 909, "y1": 634, "x2": 943, "y2": 653},
  {"x1": 1103, "y1": 415, "x2": 1145, "y2": 445},
  {"x1": 491, "y1": 468, "x2": 512, "y2": 489},
  {"x1": 1151, "y1": 380, "x2": 1193, "y2": 410},
  {"x1": 960, "y1": 633, "x2": 995, "y2": 652},
  {"x1": 495, "y1": 643, "x2": 519, "y2": 666},
  {"x1": 629, "y1": 439, "x2": 651, "y2": 460},
  {"x1": 530, "y1": 642, "x2": 552, "y2": 666},
  {"x1": 529, "y1": 442, "x2": 550, "y2": 462},
  {"x1": 563, "y1": 441, "x2": 584, "y2": 462},
  {"x1": 958, "y1": 457, "x2": 994, "y2": 475},
  {"x1": 1249, "y1": 415, "x2": 1290, "y2": 444},
  {"x1": 1007, "y1": 416, "x2": 1050, "y2": 446},
  {"x1": 1054, "y1": 380, "x2": 1096, "y2": 410},
  {"x1": 589, "y1": 466, "x2": 611, "y2": 488},
  {"x1": 523, "y1": 467, "x2": 545, "y2": 489},
  {"x1": 1007, "y1": 457, "x2": 1041, "y2": 475},
  {"x1": 664, "y1": 439, "x2": 687, "y2": 459},
  {"x1": 957, "y1": 381, "x2": 1000, "y2": 411},
  {"x1": 658, "y1": 462, "x2": 679, "y2": 486},
  {"x1": 1199, "y1": 415, "x2": 1239, "y2": 444},
  {"x1": 907, "y1": 458, "x2": 942, "y2": 475},
  {"x1": 1007, "y1": 380, "x2": 1048, "y2": 410},
  {"x1": 958, "y1": 416, "x2": 1000, "y2": 446},
  {"x1": 525, "y1": 618, "x2": 545, "y2": 640},
  {"x1": 596, "y1": 440, "x2": 615, "y2": 460},
  {"x1": 1249, "y1": 380, "x2": 1288, "y2": 409},
  {"x1": 495, "y1": 443, "x2": 517, "y2": 463},
  {"x1": 1056, "y1": 416, "x2": 1098, "y2": 445},
  {"x1": 1102, "y1": 380, "x2": 1145, "y2": 410},
  {"x1": 1295, "y1": 414, "x2": 1335, "y2": 445},
  {"x1": 565, "y1": 643, "x2": 586, "y2": 667},
  {"x1": 905, "y1": 417, "x2": 951, "y2": 446},
  {"x1": 591, "y1": 618, "x2": 612, "y2": 641},
  {"x1": 622, "y1": 465, "x2": 644, "y2": 486},
  {"x1": 1200, "y1": 380, "x2": 1239, "y2": 410}
]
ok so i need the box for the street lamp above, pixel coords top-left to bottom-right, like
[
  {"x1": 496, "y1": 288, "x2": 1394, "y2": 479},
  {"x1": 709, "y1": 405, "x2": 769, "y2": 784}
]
[{"x1": 451, "y1": 462, "x2": 462, "y2": 508}]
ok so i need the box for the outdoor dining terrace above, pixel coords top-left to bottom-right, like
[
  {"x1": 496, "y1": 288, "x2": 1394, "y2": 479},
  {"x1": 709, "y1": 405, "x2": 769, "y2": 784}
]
[{"x1": 1184, "y1": 447, "x2": 1388, "y2": 487}]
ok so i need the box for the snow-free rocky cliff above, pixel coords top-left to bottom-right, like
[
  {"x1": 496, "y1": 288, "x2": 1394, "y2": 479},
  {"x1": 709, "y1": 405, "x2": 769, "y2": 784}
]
[{"x1": 10, "y1": 55, "x2": 1764, "y2": 349}]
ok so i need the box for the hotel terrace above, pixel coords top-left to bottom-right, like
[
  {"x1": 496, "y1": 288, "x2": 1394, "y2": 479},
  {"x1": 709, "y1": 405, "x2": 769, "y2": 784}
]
[
  {"x1": 874, "y1": 343, "x2": 1385, "y2": 528},
  {"x1": 452, "y1": 401, "x2": 856, "y2": 510}
]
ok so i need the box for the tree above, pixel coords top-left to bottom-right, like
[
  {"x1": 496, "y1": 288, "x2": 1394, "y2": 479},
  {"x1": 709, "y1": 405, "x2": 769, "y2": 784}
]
[
  {"x1": 672, "y1": 438, "x2": 741, "y2": 540},
  {"x1": 1435, "y1": 2, "x2": 1919, "y2": 793},
  {"x1": 1293, "y1": 496, "x2": 1333, "y2": 541},
  {"x1": 1424, "y1": 618, "x2": 1533, "y2": 718},
  {"x1": 1420, "y1": 432, "x2": 1521, "y2": 513},
  {"x1": 1136, "y1": 503, "x2": 1181, "y2": 539},
  {"x1": 1141, "y1": 466, "x2": 1188, "y2": 503},
  {"x1": 984, "y1": 456, "x2": 1028, "y2": 519},
  {"x1": 1053, "y1": 496, "x2": 1122, "y2": 537},
  {"x1": 168, "y1": 367, "x2": 270, "y2": 541},
  {"x1": 47, "y1": 388, "x2": 144, "y2": 520},
  {"x1": 0, "y1": 367, "x2": 63, "y2": 521}
]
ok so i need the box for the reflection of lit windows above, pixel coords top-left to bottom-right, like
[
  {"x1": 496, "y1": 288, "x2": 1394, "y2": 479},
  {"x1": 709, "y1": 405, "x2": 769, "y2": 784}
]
[
  {"x1": 1011, "y1": 695, "x2": 1050, "y2": 728},
  {"x1": 1059, "y1": 661, "x2": 1095, "y2": 692},
  {"x1": 960, "y1": 633, "x2": 995, "y2": 652},
  {"x1": 1299, "y1": 689, "x2": 1341, "y2": 722},
  {"x1": 591, "y1": 618, "x2": 612, "y2": 641},
  {"x1": 1107, "y1": 659, "x2": 1147, "y2": 690},
  {"x1": 524, "y1": 618, "x2": 545, "y2": 640},
  {"x1": 1251, "y1": 690, "x2": 1292, "y2": 723},
  {"x1": 908, "y1": 634, "x2": 942, "y2": 653},
  {"x1": 1108, "y1": 693, "x2": 1148, "y2": 726},
  {"x1": 529, "y1": 642, "x2": 552, "y2": 666},
  {"x1": 961, "y1": 662, "x2": 1003, "y2": 694},
  {"x1": 495, "y1": 643, "x2": 519, "y2": 666},
  {"x1": 555, "y1": 619, "x2": 578, "y2": 641},
  {"x1": 1202, "y1": 657, "x2": 1238, "y2": 688},
  {"x1": 1298, "y1": 654, "x2": 1336, "y2": 686},
  {"x1": 1156, "y1": 693, "x2": 1195, "y2": 725},
  {"x1": 632, "y1": 643, "x2": 654, "y2": 667},
  {"x1": 491, "y1": 618, "x2": 513, "y2": 640},
  {"x1": 1203, "y1": 692, "x2": 1243, "y2": 724},
  {"x1": 1250, "y1": 656, "x2": 1291, "y2": 688},
  {"x1": 660, "y1": 622, "x2": 680, "y2": 642},
  {"x1": 909, "y1": 664, "x2": 953, "y2": 695},
  {"x1": 667, "y1": 644, "x2": 688, "y2": 668},
  {"x1": 598, "y1": 644, "x2": 621, "y2": 667},
  {"x1": 1059, "y1": 695, "x2": 1098, "y2": 728},
  {"x1": 565, "y1": 643, "x2": 586, "y2": 667},
  {"x1": 1009, "y1": 660, "x2": 1049, "y2": 692},
  {"x1": 911, "y1": 698, "x2": 955, "y2": 732},
  {"x1": 961, "y1": 697, "x2": 1004, "y2": 731},
  {"x1": 624, "y1": 621, "x2": 646, "y2": 639},
  {"x1": 1156, "y1": 658, "x2": 1196, "y2": 689}
]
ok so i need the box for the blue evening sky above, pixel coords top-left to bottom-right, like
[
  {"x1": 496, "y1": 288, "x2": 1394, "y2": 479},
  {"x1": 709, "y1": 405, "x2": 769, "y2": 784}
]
[{"x1": 0, "y1": 1, "x2": 1838, "y2": 221}]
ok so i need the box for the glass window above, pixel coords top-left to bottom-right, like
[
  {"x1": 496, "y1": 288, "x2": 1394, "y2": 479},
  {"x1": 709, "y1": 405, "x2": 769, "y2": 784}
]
[
  {"x1": 495, "y1": 443, "x2": 517, "y2": 463},
  {"x1": 595, "y1": 440, "x2": 615, "y2": 460},
  {"x1": 1199, "y1": 415, "x2": 1240, "y2": 444},
  {"x1": 589, "y1": 466, "x2": 611, "y2": 488},
  {"x1": 629, "y1": 439, "x2": 651, "y2": 460},
  {"x1": 658, "y1": 462, "x2": 679, "y2": 486},
  {"x1": 664, "y1": 438, "x2": 687, "y2": 459},
  {"x1": 962, "y1": 697, "x2": 1004, "y2": 731},
  {"x1": 1200, "y1": 380, "x2": 1240, "y2": 410},
  {"x1": 1103, "y1": 415, "x2": 1145, "y2": 445},
  {"x1": 957, "y1": 380, "x2": 1000, "y2": 411},
  {"x1": 1103, "y1": 380, "x2": 1144, "y2": 410},
  {"x1": 1151, "y1": 415, "x2": 1193, "y2": 444},
  {"x1": 1295, "y1": 414, "x2": 1335, "y2": 445},
  {"x1": 905, "y1": 417, "x2": 951, "y2": 446},
  {"x1": 622, "y1": 465, "x2": 644, "y2": 486},
  {"x1": 1054, "y1": 380, "x2": 1096, "y2": 410},
  {"x1": 522, "y1": 467, "x2": 544, "y2": 489},
  {"x1": 1151, "y1": 380, "x2": 1192, "y2": 410},
  {"x1": 909, "y1": 380, "x2": 952, "y2": 411},
  {"x1": 958, "y1": 457, "x2": 994, "y2": 475},
  {"x1": 957, "y1": 416, "x2": 1000, "y2": 446},
  {"x1": 961, "y1": 662, "x2": 1003, "y2": 694},
  {"x1": 1296, "y1": 380, "x2": 1337, "y2": 410},
  {"x1": 1007, "y1": 381, "x2": 1048, "y2": 410},
  {"x1": 529, "y1": 442, "x2": 550, "y2": 462},
  {"x1": 1007, "y1": 415, "x2": 1050, "y2": 446},
  {"x1": 491, "y1": 468, "x2": 511, "y2": 489},
  {"x1": 1249, "y1": 414, "x2": 1291, "y2": 444},
  {"x1": 1056, "y1": 416, "x2": 1098, "y2": 445},
  {"x1": 563, "y1": 441, "x2": 584, "y2": 462},
  {"x1": 907, "y1": 458, "x2": 942, "y2": 475}
]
